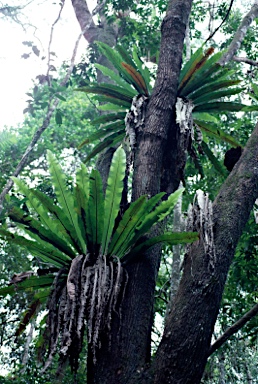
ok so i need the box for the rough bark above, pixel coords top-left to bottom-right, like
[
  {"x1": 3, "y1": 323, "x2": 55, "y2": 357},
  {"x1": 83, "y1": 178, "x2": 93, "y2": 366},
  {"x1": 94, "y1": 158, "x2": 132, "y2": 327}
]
[{"x1": 153, "y1": 122, "x2": 258, "y2": 384}]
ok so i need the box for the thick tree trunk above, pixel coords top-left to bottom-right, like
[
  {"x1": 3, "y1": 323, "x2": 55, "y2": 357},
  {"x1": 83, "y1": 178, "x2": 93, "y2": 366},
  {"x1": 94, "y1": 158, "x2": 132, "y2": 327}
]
[
  {"x1": 152, "y1": 122, "x2": 258, "y2": 384},
  {"x1": 88, "y1": 1, "x2": 193, "y2": 383}
]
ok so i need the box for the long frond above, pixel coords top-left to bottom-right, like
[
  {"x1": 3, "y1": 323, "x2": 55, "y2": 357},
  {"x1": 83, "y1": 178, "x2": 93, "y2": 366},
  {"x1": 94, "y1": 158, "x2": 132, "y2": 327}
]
[{"x1": 102, "y1": 146, "x2": 126, "y2": 255}]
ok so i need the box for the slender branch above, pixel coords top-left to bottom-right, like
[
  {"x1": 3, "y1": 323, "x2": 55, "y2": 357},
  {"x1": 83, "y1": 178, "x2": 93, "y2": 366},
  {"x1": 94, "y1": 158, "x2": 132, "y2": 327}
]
[
  {"x1": 208, "y1": 302, "x2": 258, "y2": 356},
  {"x1": 204, "y1": 0, "x2": 234, "y2": 44},
  {"x1": 233, "y1": 55, "x2": 258, "y2": 66},
  {"x1": 218, "y1": 0, "x2": 258, "y2": 66},
  {"x1": 20, "y1": 319, "x2": 35, "y2": 373},
  {"x1": 46, "y1": 0, "x2": 65, "y2": 85},
  {"x1": 0, "y1": 23, "x2": 91, "y2": 214}
]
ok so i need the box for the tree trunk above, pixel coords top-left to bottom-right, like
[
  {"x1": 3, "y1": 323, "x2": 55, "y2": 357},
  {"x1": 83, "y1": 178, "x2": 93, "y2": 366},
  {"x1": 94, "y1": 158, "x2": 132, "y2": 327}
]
[{"x1": 153, "y1": 122, "x2": 258, "y2": 384}]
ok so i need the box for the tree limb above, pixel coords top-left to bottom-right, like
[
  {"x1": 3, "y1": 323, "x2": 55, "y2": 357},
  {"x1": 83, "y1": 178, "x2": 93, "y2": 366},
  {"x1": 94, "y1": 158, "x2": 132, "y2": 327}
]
[
  {"x1": 71, "y1": 0, "x2": 98, "y2": 43},
  {"x1": 233, "y1": 55, "x2": 258, "y2": 66},
  {"x1": 208, "y1": 301, "x2": 258, "y2": 356},
  {"x1": 218, "y1": 0, "x2": 258, "y2": 66},
  {"x1": 204, "y1": 0, "x2": 234, "y2": 45},
  {"x1": 46, "y1": 0, "x2": 65, "y2": 85}
]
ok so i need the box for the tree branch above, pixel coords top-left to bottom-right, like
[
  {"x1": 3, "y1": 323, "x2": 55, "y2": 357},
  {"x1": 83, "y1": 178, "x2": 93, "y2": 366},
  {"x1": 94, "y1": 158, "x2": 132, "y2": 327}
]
[
  {"x1": 208, "y1": 302, "x2": 258, "y2": 356},
  {"x1": 71, "y1": 0, "x2": 98, "y2": 43},
  {"x1": 46, "y1": 0, "x2": 65, "y2": 85},
  {"x1": 204, "y1": 0, "x2": 234, "y2": 44},
  {"x1": 233, "y1": 55, "x2": 258, "y2": 66},
  {"x1": 218, "y1": 0, "x2": 258, "y2": 66}
]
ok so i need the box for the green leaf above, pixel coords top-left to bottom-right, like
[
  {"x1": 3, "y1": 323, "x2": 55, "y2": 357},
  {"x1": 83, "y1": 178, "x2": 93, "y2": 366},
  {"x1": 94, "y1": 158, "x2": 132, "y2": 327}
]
[
  {"x1": 96, "y1": 41, "x2": 147, "y2": 94},
  {"x1": 188, "y1": 80, "x2": 241, "y2": 101},
  {"x1": 102, "y1": 146, "x2": 126, "y2": 255},
  {"x1": 30, "y1": 189, "x2": 83, "y2": 253},
  {"x1": 86, "y1": 169, "x2": 104, "y2": 255},
  {"x1": 98, "y1": 103, "x2": 127, "y2": 112},
  {"x1": 94, "y1": 63, "x2": 136, "y2": 94},
  {"x1": 108, "y1": 195, "x2": 147, "y2": 257},
  {"x1": 136, "y1": 188, "x2": 184, "y2": 236},
  {"x1": 116, "y1": 44, "x2": 137, "y2": 69},
  {"x1": 194, "y1": 119, "x2": 242, "y2": 147},
  {"x1": 55, "y1": 109, "x2": 63, "y2": 125},
  {"x1": 193, "y1": 88, "x2": 243, "y2": 105},
  {"x1": 123, "y1": 232, "x2": 199, "y2": 263},
  {"x1": 193, "y1": 112, "x2": 218, "y2": 123},
  {"x1": 77, "y1": 83, "x2": 134, "y2": 102},
  {"x1": 91, "y1": 112, "x2": 126, "y2": 126},
  {"x1": 193, "y1": 102, "x2": 246, "y2": 113},
  {"x1": 179, "y1": 47, "x2": 204, "y2": 85},
  {"x1": 132, "y1": 45, "x2": 151, "y2": 94},
  {"x1": 47, "y1": 151, "x2": 86, "y2": 254},
  {"x1": 93, "y1": 95, "x2": 131, "y2": 108},
  {"x1": 78, "y1": 120, "x2": 125, "y2": 148},
  {"x1": 0, "y1": 275, "x2": 55, "y2": 297},
  {"x1": 74, "y1": 164, "x2": 89, "y2": 244},
  {"x1": 84, "y1": 131, "x2": 125, "y2": 163},
  {"x1": 201, "y1": 141, "x2": 228, "y2": 176},
  {"x1": 0, "y1": 228, "x2": 68, "y2": 268},
  {"x1": 9, "y1": 206, "x2": 75, "y2": 260},
  {"x1": 109, "y1": 192, "x2": 165, "y2": 258},
  {"x1": 179, "y1": 51, "x2": 224, "y2": 96}
]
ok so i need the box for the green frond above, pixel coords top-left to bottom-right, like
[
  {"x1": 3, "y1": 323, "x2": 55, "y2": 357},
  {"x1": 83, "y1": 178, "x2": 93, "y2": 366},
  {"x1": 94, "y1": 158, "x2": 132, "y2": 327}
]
[
  {"x1": 193, "y1": 88, "x2": 243, "y2": 105},
  {"x1": 91, "y1": 112, "x2": 126, "y2": 126},
  {"x1": 187, "y1": 80, "x2": 241, "y2": 101},
  {"x1": 201, "y1": 141, "x2": 228, "y2": 176},
  {"x1": 86, "y1": 169, "x2": 104, "y2": 255},
  {"x1": 74, "y1": 164, "x2": 89, "y2": 242},
  {"x1": 96, "y1": 41, "x2": 149, "y2": 94},
  {"x1": 29, "y1": 189, "x2": 83, "y2": 253},
  {"x1": 193, "y1": 102, "x2": 246, "y2": 113},
  {"x1": 136, "y1": 188, "x2": 184, "y2": 236},
  {"x1": 94, "y1": 63, "x2": 136, "y2": 94},
  {"x1": 0, "y1": 275, "x2": 55, "y2": 297},
  {"x1": 109, "y1": 192, "x2": 165, "y2": 258},
  {"x1": 123, "y1": 232, "x2": 199, "y2": 263},
  {"x1": 0, "y1": 228, "x2": 68, "y2": 268},
  {"x1": 102, "y1": 146, "x2": 126, "y2": 255},
  {"x1": 93, "y1": 95, "x2": 131, "y2": 108},
  {"x1": 98, "y1": 103, "x2": 127, "y2": 112},
  {"x1": 178, "y1": 51, "x2": 223, "y2": 96},
  {"x1": 77, "y1": 83, "x2": 135, "y2": 101},
  {"x1": 9, "y1": 206, "x2": 75, "y2": 259},
  {"x1": 179, "y1": 47, "x2": 204, "y2": 85},
  {"x1": 78, "y1": 121, "x2": 125, "y2": 149},
  {"x1": 194, "y1": 119, "x2": 242, "y2": 147},
  {"x1": 47, "y1": 151, "x2": 86, "y2": 254},
  {"x1": 84, "y1": 131, "x2": 125, "y2": 163},
  {"x1": 132, "y1": 46, "x2": 151, "y2": 94},
  {"x1": 107, "y1": 195, "x2": 148, "y2": 257},
  {"x1": 116, "y1": 44, "x2": 137, "y2": 69}
]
